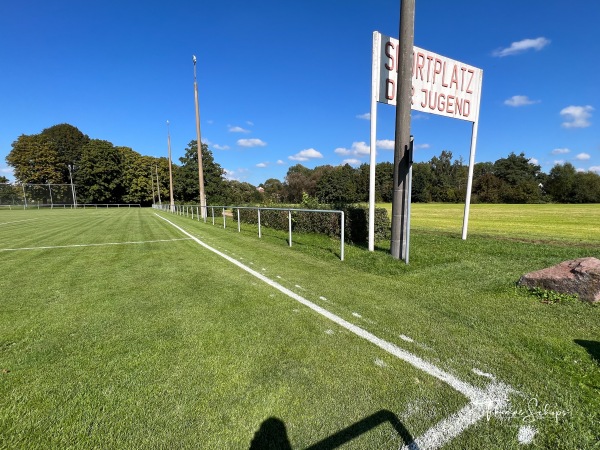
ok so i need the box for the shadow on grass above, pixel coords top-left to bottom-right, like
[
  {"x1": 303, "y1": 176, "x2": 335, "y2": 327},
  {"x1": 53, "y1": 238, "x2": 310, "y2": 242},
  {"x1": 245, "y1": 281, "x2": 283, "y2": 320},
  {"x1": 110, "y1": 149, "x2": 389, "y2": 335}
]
[
  {"x1": 249, "y1": 410, "x2": 414, "y2": 449},
  {"x1": 575, "y1": 339, "x2": 600, "y2": 366}
]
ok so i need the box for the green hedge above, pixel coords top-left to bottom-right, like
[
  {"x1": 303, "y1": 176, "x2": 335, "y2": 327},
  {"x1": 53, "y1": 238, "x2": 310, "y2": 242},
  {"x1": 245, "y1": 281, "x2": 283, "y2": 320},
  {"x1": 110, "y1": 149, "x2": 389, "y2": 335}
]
[{"x1": 236, "y1": 205, "x2": 390, "y2": 244}]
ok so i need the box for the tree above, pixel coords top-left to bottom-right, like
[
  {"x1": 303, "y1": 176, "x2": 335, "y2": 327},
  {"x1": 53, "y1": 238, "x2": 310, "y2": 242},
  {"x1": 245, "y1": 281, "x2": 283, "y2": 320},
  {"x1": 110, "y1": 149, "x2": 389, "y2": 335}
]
[
  {"x1": 175, "y1": 141, "x2": 227, "y2": 204},
  {"x1": 0, "y1": 176, "x2": 8, "y2": 183},
  {"x1": 375, "y1": 162, "x2": 394, "y2": 202},
  {"x1": 316, "y1": 164, "x2": 358, "y2": 204},
  {"x1": 284, "y1": 164, "x2": 316, "y2": 203},
  {"x1": 75, "y1": 139, "x2": 125, "y2": 203},
  {"x1": 6, "y1": 134, "x2": 63, "y2": 184},
  {"x1": 41, "y1": 124, "x2": 90, "y2": 182},
  {"x1": 493, "y1": 152, "x2": 543, "y2": 203},
  {"x1": 545, "y1": 162, "x2": 577, "y2": 203},
  {"x1": 262, "y1": 178, "x2": 284, "y2": 203},
  {"x1": 117, "y1": 147, "x2": 155, "y2": 205}
]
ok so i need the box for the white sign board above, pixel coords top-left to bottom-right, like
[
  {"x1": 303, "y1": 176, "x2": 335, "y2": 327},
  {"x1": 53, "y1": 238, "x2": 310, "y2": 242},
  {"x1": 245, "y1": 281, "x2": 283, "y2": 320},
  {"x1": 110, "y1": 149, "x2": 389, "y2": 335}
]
[{"x1": 376, "y1": 32, "x2": 483, "y2": 123}]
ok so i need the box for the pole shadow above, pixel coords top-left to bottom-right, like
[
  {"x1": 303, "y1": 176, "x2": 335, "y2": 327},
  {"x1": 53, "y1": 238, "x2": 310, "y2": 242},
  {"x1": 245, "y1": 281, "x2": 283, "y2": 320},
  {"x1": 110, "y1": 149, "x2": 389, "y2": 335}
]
[
  {"x1": 249, "y1": 410, "x2": 414, "y2": 450},
  {"x1": 574, "y1": 339, "x2": 600, "y2": 366}
]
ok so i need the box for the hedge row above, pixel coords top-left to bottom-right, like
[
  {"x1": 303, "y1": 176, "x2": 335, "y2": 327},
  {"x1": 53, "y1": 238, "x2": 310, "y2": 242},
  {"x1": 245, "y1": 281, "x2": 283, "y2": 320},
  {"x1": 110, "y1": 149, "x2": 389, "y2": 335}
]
[{"x1": 236, "y1": 205, "x2": 390, "y2": 244}]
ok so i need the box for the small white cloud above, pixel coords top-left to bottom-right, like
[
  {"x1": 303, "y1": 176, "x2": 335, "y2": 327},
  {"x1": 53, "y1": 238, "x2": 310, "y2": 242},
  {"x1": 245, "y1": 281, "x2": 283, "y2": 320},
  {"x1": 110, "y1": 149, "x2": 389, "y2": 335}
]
[
  {"x1": 415, "y1": 143, "x2": 430, "y2": 150},
  {"x1": 343, "y1": 159, "x2": 362, "y2": 166},
  {"x1": 229, "y1": 125, "x2": 250, "y2": 133},
  {"x1": 246, "y1": 121, "x2": 254, "y2": 126},
  {"x1": 207, "y1": 120, "x2": 214, "y2": 125},
  {"x1": 575, "y1": 153, "x2": 591, "y2": 160},
  {"x1": 223, "y1": 168, "x2": 238, "y2": 180},
  {"x1": 589, "y1": 166, "x2": 600, "y2": 173},
  {"x1": 529, "y1": 157, "x2": 539, "y2": 165},
  {"x1": 412, "y1": 113, "x2": 429, "y2": 120},
  {"x1": 356, "y1": 112, "x2": 370, "y2": 120},
  {"x1": 237, "y1": 138, "x2": 267, "y2": 147},
  {"x1": 554, "y1": 159, "x2": 565, "y2": 165},
  {"x1": 256, "y1": 162, "x2": 268, "y2": 168},
  {"x1": 561, "y1": 105, "x2": 593, "y2": 128},
  {"x1": 213, "y1": 144, "x2": 230, "y2": 150},
  {"x1": 334, "y1": 141, "x2": 370, "y2": 158},
  {"x1": 493, "y1": 37, "x2": 550, "y2": 57},
  {"x1": 551, "y1": 148, "x2": 570, "y2": 155},
  {"x1": 376, "y1": 139, "x2": 395, "y2": 150},
  {"x1": 276, "y1": 159, "x2": 285, "y2": 165},
  {"x1": 289, "y1": 148, "x2": 323, "y2": 161},
  {"x1": 504, "y1": 95, "x2": 539, "y2": 107}
]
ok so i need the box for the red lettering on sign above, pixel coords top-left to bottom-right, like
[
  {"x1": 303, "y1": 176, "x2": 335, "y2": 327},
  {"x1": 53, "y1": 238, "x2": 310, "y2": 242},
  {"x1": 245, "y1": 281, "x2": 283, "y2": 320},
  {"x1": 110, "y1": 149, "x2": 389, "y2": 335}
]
[
  {"x1": 425, "y1": 55, "x2": 434, "y2": 82},
  {"x1": 385, "y1": 42, "x2": 395, "y2": 71},
  {"x1": 446, "y1": 95, "x2": 455, "y2": 114},
  {"x1": 420, "y1": 89, "x2": 427, "y2": 108},
  {"x1": 433, "y1": 58, "x2": 443, "y2": 84},
  {"x1": 466, "y1": 69, "x2": 475, "y2": 94},
  {"x1": 449, "y1": 66, "x2": 459, "y2": 90},
  {"x1": 385, "y1": 78, "x2": 395, "y2": 100},
  {"x1": 414, "y1": 52, "x2": 425, "y2": 81}
]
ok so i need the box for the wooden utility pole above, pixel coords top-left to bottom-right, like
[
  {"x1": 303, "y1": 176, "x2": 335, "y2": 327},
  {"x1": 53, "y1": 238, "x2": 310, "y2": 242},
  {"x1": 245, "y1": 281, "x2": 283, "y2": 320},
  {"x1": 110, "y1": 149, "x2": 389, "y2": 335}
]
[
  {"x1": 193, "y1": 55, "x2": 207, "y2": 219},
  {"x1": 390, "y1": 0, "x2": 415, "y2": 261}
]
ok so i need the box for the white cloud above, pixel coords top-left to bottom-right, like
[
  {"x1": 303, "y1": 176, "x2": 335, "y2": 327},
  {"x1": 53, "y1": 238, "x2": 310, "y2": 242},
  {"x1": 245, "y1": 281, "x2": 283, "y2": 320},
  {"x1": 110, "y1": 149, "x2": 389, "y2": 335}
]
[
  {"x1": 343, "y1": 159, "x2": 362, "y2": 166},
  {"x1": 412, "y1": 113, "x2": 429, "y2": 120},
  {"x1": 334, "y1": 141, "x2": 370, "y2": 158},
  {"x1": 356, "y1": 112, "x2": 370, "y2": 120},
  {"x1": 213, "y1": 144, "x2": 230, "y2": 150},
  {"x1": 561, "y1": 105, "x2": 593, "y2": 128},
  {"x1": 237, "y1": 138, "x2": 267, "y2": 147},
  {"x1": 376, "y1": 139, "x2": 394, "y2": 150},
  {"x1": 551, "y1": 148, "x2": 570, "y2": 155},
  {"x1": 276, "y1": 159, "x2": 285, "y2": 165},
  {"x1": 415, "y1": 143, "x2": 430, "y2": 150},
  {"x1": 256, "y1": 162, "x2": 268, "y2": 168},
  {"x1": 554, "y1": 159, "x2": 565, "y2": 165},
  {"x1": 229, "y1": 125, "x2": 250, "y2": 133},
  {"x1": 575, "y1": 152, "x2": 591, "y2": 160},
  {"x1": 223, "y1": 168, "x2": 238, "y2": 181},
  {"x1": 529, "y1": 157, "x2": 539, "y2": 165},
  {"x1": 576, "y1": 167, "x2": 586, "y2": 173},
  {"x1": 589, "y1": 166, "x2": 600, "y2": 173},
  {"x1": 504, "y1": 95, "x2": 539, "y2": 107},
  {"x1": 493, "y1": 37, "x2": 550, "y2": 57},
  {"x1": 246, "y1": 121, "x2": 254, "y2": 126},
  {"x1": 288, "y1": 148, "x2": 323, "y2": 161}
]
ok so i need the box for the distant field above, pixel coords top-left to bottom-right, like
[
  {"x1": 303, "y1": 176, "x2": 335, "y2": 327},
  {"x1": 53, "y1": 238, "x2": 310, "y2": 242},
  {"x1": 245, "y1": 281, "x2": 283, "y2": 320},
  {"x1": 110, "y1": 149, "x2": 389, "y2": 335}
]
[
  {"x1": 380, "y1": 202, "x2": 600, "y2": 244},
  {"x1": 0, "y1": 206, "x2": 598, "y2": 449}
]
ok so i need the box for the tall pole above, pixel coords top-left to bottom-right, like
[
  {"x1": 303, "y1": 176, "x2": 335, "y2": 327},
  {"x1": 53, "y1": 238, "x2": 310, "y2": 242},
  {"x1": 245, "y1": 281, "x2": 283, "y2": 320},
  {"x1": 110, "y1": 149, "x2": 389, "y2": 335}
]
[
  {"x1": 155, "y1": 165, "x2": 162, "y2": 206},
  {"x1": 150, "y1": 166, "x2": 156, "y2": 206},
  {"x1": 193, "y1": 55, "x2": 206, "y2": 219},
  {"x1": 390, "y1": 0, "x2": 415, "y2": 261},
  {"x1": 68, "y1": 164, "x2": 77, "y2": 207},
  {"x1": 167, "y1": 120, "x2": 175, "y2": 213}
]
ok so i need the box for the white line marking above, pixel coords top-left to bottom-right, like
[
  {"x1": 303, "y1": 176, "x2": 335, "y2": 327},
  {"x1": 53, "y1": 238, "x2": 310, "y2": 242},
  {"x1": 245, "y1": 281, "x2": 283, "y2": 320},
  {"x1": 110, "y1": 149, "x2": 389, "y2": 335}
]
[
  {"x1": 0, "y1": 218, "x2": 39, "y2": 226},
  {"x1": 0, "y1": 238, "x2": 192, "y2": 252},
  {"x1": 400, "y1": 334, "x2": 415, "y2": 343},
  {"x1": 518, "y1": 425, "x2": 536, "y2": 444},
  {"x1": 155, "y1": 214, "x2": 513, "y2": 450}
]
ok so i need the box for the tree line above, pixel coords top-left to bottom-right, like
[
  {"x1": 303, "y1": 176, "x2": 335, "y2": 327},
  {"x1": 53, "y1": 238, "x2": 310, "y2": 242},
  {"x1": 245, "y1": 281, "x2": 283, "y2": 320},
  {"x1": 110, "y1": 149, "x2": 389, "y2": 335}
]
[{"x1": 5, "y1": 123, "x2": 600, "y2": 206}]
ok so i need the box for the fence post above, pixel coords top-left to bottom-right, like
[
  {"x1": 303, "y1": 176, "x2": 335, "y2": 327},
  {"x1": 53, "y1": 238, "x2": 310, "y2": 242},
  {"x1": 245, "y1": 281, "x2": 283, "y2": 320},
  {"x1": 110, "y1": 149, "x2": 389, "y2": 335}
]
[
  {"x1": 288, "y1": 210, "x2": 292, "y2": 247},
  {"x1": 258, "y1": 208, "x2": 262, "y2": 238},
  {"x1": 211, "y1": 207, "x2": 215, "y2": 225},
  {"x1": 223, "y1": 208, "x2": 226, "y2": 229},
  {"x1": 340, "y1": 211, "x2": 345, "y2": 261},
  {"x1": 237, "y1": 208, "x2": 241, "y2": 232}
]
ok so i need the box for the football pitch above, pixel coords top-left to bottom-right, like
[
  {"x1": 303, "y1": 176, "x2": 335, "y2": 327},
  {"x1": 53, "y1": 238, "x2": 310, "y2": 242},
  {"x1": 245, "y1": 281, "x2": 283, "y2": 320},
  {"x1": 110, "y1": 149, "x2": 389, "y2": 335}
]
[{"x1": 0, "y1": 206, "x2": 598, "y2": 449}]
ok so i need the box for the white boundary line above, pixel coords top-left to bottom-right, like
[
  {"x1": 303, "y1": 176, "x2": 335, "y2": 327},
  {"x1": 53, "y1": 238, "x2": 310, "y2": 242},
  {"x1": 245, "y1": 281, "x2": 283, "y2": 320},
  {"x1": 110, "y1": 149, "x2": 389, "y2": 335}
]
[
  {"x1": 0, "y1": 238, "x2": 192, "y2": 252},
  {"x1": 0, "y1": 218, "x2": 39, "y2": 226},
  {"x1": 155, "y1": 214, "x2": 513, "y2": 449}
]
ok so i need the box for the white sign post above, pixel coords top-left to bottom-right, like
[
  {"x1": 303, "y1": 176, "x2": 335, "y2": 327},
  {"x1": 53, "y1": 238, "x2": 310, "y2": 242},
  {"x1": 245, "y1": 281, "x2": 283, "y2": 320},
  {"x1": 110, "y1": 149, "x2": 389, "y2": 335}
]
[{"x1": 368, "y1": 31, "x2": 483, "y2": 250}]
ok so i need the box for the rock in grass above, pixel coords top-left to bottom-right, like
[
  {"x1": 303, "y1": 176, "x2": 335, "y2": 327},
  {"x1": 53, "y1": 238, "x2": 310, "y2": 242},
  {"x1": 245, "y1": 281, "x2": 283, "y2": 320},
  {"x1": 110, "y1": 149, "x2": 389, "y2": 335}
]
[{"x1": 518, "y1": 257, "x2": 600, "y2": 303}]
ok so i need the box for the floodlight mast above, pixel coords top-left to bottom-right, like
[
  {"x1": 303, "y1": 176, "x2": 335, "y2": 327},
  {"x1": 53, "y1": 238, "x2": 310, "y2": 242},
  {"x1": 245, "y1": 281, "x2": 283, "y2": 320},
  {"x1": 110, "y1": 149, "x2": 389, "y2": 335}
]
[
  {"x1": 390, "y1": 0, "x2": 415, "y2": 262},
  {"x1": 167, "y1": 120, "x2": 175, "y2": 213},
  {"x1": 193, "y1": 55, "x2": 207, "y2": 219}
]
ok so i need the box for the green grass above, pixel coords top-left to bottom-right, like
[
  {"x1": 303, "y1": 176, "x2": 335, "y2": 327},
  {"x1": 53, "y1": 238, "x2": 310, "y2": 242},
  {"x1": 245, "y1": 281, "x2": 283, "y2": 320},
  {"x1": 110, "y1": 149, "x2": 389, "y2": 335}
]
[{"x1": 1, "y1": 206, "x2": 599, "y2": 449}]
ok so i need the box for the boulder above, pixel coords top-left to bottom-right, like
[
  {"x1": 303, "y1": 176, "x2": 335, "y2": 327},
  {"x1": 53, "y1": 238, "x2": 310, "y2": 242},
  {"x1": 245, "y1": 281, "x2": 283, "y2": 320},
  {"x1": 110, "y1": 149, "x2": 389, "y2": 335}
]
[{"x1": 518, "y1": 257, "x2": 600, "y2": 303}]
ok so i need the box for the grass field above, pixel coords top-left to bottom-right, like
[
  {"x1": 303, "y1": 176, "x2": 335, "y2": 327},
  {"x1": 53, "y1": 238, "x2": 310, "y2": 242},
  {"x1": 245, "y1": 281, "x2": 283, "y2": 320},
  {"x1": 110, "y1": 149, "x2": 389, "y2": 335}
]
[{"x1": 0, "y1": 205, "x2": 599, "y2": 449}]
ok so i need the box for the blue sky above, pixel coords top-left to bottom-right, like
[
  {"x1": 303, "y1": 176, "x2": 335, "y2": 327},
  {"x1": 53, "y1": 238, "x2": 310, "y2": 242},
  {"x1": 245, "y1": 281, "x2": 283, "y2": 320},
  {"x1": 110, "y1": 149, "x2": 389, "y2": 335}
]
[{"x1": 1, "y1": 0, "x2": 598, "y2": 186}]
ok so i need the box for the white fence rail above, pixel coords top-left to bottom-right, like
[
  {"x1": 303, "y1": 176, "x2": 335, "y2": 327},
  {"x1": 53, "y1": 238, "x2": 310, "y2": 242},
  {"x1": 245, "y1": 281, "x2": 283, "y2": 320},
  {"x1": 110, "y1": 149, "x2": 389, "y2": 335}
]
[{"x1": 154, "y1": 204, "x2": 345, "y2": 261}]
